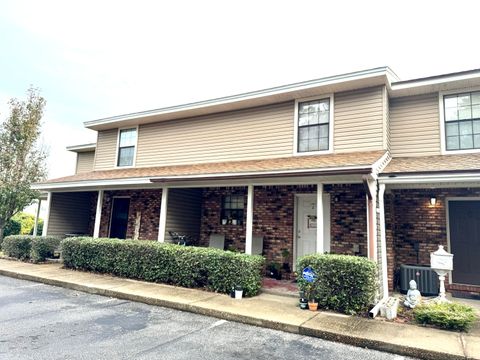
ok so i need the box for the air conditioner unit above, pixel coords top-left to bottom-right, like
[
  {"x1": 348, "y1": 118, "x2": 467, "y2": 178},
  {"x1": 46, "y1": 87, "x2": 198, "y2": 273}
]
[{"x1": 399, "y1": 264, "x2": 439, "y2": 296}]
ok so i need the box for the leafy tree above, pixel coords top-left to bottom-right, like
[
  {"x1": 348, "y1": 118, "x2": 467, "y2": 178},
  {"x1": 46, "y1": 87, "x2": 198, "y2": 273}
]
[{"x1": 0, "y1": 88, "x2": 47, "y2": 242}]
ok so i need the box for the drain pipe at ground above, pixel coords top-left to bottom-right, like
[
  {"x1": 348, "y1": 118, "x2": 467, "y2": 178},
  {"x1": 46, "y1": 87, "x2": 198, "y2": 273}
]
[{"x1": 369, "y1": 183, "x2": 389, "y2": 318}]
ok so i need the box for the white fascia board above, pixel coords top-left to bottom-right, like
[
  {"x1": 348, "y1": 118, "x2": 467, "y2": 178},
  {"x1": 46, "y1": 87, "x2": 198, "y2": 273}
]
[
  {"x1": 379, "y1": 172, "x2": 480, "y2": 184},
  {"x1": 149, "y1": 164, "x2": 373, "y2": 181},
  {"x1": 32, "y1": 177, "x2": 153, "y2": 190},
  {"x1": 390, "y1": 70, "x2": 480, "y2": 97},
  {"x1": 84, "y1": 67, "x2": 394, "y2": 130},
  {"x1": 391, "y1": 71, "x2": 480, "y2": 91},
  {"x1": 32, "y1": 164, "x2": 375, "y2": 191},
  {"x1": 66, "y1": 143, "x2": 97, "y2": 152}
]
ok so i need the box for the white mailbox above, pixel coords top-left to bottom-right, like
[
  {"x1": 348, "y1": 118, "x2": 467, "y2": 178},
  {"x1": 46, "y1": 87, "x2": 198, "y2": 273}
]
[{"x1": 430, "y1": 245, "x2": 453, "y2": 271}]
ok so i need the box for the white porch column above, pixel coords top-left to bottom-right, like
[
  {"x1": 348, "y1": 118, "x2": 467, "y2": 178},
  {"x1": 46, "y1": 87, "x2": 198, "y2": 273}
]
[
  {"x1": 245, "y1": 184, "x2": 254, "y2": 255},
  {"x1": 316, "y1": 183, "x2": 324, "y2": 254},
  {"x1": 93, "y1": 190, "x2": 104, "y2": 238},
  {"x1": 42, "y1": 192, "x2": 52, "y2": 236},
  {"x1": 33, "y1": 199, "x2": 42, "y2": 236},
  {"x1": 378, "y1": 183, "x2": 389, "y2": 298},
  {"x1": 365, "y1": 178, "x2": 378, "y2": 261},
  {"x1": 158, "y1": 187, "x2": 169, "y2": 242}
]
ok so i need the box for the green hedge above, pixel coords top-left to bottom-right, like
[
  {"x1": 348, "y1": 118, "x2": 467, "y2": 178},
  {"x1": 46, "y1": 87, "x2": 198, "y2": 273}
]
[
  {"x1": 414, "y1": 302, "x2": 477, "y2": 331},
  {"x1": 1, "y1": 235, "x2": 61, "y2": 262},
  {"x1": 297, "y1": 254, "x2": 377, "y2": 314},
  {"x1": 61, "y1": 237, "x2": 265, "y2": 297},
  {"x1": 31, "y1": 236, "x2": 62, "y2": 262}
]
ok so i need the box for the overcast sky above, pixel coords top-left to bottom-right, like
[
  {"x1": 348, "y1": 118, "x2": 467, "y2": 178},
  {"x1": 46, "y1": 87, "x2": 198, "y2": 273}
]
[{"x1": 1, "y1": 0, "x2": 480, "y2": 181}]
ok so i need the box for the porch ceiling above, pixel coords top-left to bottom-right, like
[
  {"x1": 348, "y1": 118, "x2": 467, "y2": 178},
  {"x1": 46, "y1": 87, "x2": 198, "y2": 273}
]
[{"x1": 33, "y1": 150, "x2": 386, "y2": 190}]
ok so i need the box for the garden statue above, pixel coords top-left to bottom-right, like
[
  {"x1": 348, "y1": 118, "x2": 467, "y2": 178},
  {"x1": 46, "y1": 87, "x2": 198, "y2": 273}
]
[{"x1": 404, "y1": 280, "x2": 421, "y2": 308}]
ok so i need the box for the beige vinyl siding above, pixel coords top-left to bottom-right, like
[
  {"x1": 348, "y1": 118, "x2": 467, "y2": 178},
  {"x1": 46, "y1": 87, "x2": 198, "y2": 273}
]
[
  {"x1": 165, "y1": 188, "x2": 202, "y2": 243},
  {"x1": 390, "y1": 93, "x2": 441, "y2": 157},
  {"x1": 135, "y1": 102, "x2": 294, "y2": 167},
  {"x1": 94, "y1": 129, "x2": 117, "y2": 170},
  {"x1": 383, "y1": 86, "x2": 391, "y2": 151},
  {"x1": 47, "y1": 192, "x2": 94, "y2": 236},
  {"x1": 76, "y1": 151, "x2": 95, "y2": 174},
  {"x1": 334, "y1": 86, "x2": 385, "y2": 152}
]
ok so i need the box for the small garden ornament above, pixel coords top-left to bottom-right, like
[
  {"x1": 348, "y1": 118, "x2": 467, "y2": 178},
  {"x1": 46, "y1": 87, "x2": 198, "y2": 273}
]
[{"x1": 404, "y1": 280, "x2": 422, "y2": 309}]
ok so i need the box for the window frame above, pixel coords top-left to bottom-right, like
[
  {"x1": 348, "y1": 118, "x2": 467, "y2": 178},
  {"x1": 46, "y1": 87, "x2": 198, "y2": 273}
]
[
  {"x1": 440, "y1": 88, "x2": 480, "y2": 155},
  {"x1": 115, "y1": 126, "x2": 139, "y2": 167},
  {"x1": 220, "y1": 194, "x2": 245, "y2": 225},
  {"x1": 293, "y1": 94, "x2": 334, "y2": 156}
]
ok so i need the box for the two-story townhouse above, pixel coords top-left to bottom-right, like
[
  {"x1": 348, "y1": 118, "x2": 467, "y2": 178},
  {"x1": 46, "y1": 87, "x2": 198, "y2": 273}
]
[{"x1": 33, "y1": 67, "x2": 480, "y2": 299}]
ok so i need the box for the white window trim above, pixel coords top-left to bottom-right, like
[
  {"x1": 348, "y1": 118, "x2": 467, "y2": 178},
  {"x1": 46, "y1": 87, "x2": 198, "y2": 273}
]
[
  {"x1": 439, "y1": 88, "x2": 480, "y2": 155},
  {"x1": 114, "y1": 125, "x2": 139, "y2": 168},
  {"x1": 293, "y1": 94, "x2": 334, "y2": 156}
]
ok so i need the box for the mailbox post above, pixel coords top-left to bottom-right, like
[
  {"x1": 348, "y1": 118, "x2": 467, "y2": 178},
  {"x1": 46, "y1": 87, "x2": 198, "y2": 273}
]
[{"x1": 430, "y1": 245, "x2": 453, "y2": 302}]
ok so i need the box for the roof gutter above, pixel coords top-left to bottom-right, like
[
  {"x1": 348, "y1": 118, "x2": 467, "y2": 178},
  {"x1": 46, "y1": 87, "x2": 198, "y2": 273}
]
[
  {"x1": 379, "y1": 172, "x2": 480, "y2": 184},
  {"x1": 33, "y1": 166, "x2": 375, "y2": 191}
]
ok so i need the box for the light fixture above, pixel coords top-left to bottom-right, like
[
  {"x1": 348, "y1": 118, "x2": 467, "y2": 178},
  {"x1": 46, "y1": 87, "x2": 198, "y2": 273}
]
[{"x1": 430, "y1": 197, "x2": 437, "y2": 206}]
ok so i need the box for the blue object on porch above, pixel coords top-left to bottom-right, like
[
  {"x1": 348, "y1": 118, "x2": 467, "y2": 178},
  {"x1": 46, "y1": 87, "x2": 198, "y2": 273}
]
[{"x1": 302, "y1": 267, "x2": 317, "y2": 283}]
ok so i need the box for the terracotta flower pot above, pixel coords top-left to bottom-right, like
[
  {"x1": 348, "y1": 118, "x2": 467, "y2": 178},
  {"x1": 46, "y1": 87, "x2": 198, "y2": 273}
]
[{"x1": 308, "y1": 301, "x2": 318, "y2": 311}]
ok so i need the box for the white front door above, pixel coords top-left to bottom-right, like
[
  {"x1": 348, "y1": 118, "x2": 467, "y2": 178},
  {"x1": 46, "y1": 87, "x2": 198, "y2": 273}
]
[{"x1": 296, "y1": 194, "x2": 331, "y2": 262}]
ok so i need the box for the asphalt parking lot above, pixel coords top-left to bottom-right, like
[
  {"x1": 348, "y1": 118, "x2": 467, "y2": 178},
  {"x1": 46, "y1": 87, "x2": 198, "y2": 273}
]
[{"x1": 0, "y1": 276, "x2": 414, "y2": 360}]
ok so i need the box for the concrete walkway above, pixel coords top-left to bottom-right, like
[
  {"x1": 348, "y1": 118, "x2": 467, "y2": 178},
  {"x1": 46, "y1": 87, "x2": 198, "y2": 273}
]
[{"x1": 0, "y1": 259, "x2": 478, "y2": 360}]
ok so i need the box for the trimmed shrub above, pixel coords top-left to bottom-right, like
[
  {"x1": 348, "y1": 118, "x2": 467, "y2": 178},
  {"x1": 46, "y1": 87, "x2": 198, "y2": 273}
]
[
  {"x1": 1, "y1": 235, "x2": 61, "y2": 262},
  {"x1": 31, "y1": 236, "x2": 62, "y2": 262},
  {"x1": 297, "y1": 254, "x2": 377, "y2": 314},
  {"x1": 414, "y1": 302, "x2": 477, "y2": 331},
  {"x1": 1, "y1": 235, "x2": 32, "y2": 260},
  {"x1": 61, "y1": 237, "x2": 265, "y2": 296}
]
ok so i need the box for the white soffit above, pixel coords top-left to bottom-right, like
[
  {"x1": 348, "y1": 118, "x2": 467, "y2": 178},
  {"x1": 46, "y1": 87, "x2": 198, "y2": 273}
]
[
  {"x1": 390, "y1": 69, "x2": 480, "y2": 98},
  {"x1": 66, "y1": 143, "x2": 97, "y2": 153},
  {"x1": 84, "y1": 67, "x2": 396, "y2": 131}
]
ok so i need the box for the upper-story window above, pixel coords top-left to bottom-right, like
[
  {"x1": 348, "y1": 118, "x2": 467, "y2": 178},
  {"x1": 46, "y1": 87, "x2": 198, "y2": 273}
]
[
  {"x1": 117, "y1": 128, "x2": 137, "y2": 166},
  {"x1": 296, "y1": 98, "x2": 331, "y2": 153},
  {"x1": 444, "y1": 91, "x2": 480, "y2": 151}
]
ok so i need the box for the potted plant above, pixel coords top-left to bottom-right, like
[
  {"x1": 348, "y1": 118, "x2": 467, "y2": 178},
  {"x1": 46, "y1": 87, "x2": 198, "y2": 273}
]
[
  {"x1": 304, "y1": 282, "x2": 318, "y2": 311},
  {"x1": 281, "y1": 248, "x2": 291, "y2": 274},
  {"x1": 299, "y1": 290, "x2": 308, "y2": 310},
  {"x1": 266, "y1": 262, "x2": 282, "y2": 280}
]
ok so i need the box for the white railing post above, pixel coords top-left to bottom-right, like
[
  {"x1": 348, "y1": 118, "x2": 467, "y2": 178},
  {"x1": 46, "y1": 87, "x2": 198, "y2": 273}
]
[
  {"x1": 42, "y1": 192, "x2": 52, "y2": 236},
  {"x1": 158, "y1": 187, "x2": 169, "y2": 242},
  {"x1": 316, "y1": 183, "x2": 324, "y2": 254},
  {"x1": 93, "y1": 190, "x2": 104, "y2": 238},
  {"x1": 33, "y1": 199, "x2": 42, "y2": 236},
  {"x1": 245, "y1": 185, "x2": 254, "y2": 255}
]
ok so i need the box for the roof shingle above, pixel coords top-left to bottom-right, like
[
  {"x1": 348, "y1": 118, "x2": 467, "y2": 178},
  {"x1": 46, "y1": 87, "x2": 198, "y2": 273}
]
[
  {"x1": 382, "y1": 153, "x2": 480, "y2": 174},
  {"x1": 40, "y1": 150, "x2": 386, "y2": 184}
]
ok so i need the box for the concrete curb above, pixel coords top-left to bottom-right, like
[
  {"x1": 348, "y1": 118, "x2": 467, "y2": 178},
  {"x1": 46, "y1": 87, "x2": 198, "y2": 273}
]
[{"x1": 0, "y1": 267, "x2": 475, "y2": 360}]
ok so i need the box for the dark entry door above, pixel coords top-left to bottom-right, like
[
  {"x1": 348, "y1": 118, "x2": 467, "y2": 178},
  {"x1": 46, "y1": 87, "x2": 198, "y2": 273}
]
[
  {"x1": 110, "y1": 198, "x2": 130, "y2": 239},
  {"x1": 448, "y1": 200, "x2": 480, "y2": 286}
]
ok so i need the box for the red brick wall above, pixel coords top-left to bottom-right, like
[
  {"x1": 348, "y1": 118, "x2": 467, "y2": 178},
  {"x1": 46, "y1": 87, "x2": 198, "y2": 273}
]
[
  {"x1": 387, "y1": 188, "x2": 480, "y2": 293},
  {"x1": 98, "y1": 189, "x2": 162, "y2": 240},
  {"x1": 329, "y1": 184, "x2": 368, "y2": 257},
  {"x1": 199, "y1": 184, "x2": 367, "y2": 266},
  {"x1": 200, "y1": 187, "x2": 247, "y2": 251}
]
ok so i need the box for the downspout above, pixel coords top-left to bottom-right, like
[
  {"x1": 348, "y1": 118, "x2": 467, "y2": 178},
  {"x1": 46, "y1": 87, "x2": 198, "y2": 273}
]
[
  {"x1": 362, "y1": 176, "x2": 375, "y2": 260},
  {"x1": 369, "y1": 183, "x2": 389, "y2": 318}
]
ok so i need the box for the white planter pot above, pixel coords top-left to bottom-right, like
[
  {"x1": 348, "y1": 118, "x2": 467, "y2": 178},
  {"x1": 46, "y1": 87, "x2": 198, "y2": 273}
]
[{"x1": 235, "y1": 290, "x2": 243, "y2": 299}]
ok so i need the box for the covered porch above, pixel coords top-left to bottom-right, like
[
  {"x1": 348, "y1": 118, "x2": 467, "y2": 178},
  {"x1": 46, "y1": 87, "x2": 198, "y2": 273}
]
[
  {"x1": 379, "y1": 154, "x2": 480, "y2": 297},
  {"x1": 33, "y1": 150, "x2": 388, "y2": 284}
]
